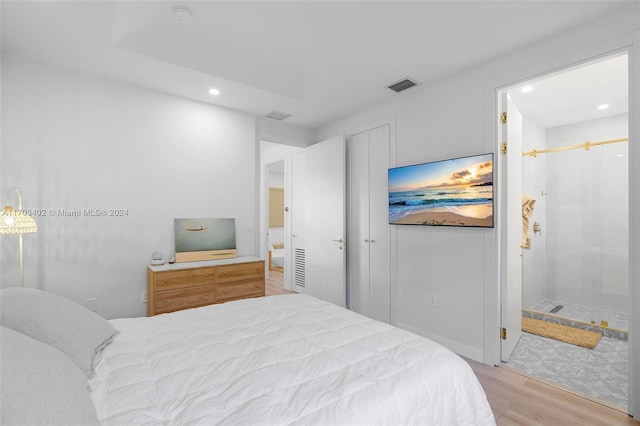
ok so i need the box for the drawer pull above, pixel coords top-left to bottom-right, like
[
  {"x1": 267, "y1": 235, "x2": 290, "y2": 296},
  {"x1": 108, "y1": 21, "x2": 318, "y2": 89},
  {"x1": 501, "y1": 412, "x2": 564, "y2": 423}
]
[
  {"x1": 204, "y1": 275, "x2": 209, "y2": 278},
  {"x1": 163, "y1": 279, "x2": 168, "y2": 283},
  {"x1": 163, "y1": 299, "x2": 167, "y2": 303}
]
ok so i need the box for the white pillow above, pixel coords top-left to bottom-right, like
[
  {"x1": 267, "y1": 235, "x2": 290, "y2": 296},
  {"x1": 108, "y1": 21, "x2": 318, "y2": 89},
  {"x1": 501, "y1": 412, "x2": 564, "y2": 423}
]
[
  {"x1": 0, "y1": 287, "x2": 118, "y2": 378},
  {"x1": 0, "y1": 326, "x2": 100, "y2": 426}
]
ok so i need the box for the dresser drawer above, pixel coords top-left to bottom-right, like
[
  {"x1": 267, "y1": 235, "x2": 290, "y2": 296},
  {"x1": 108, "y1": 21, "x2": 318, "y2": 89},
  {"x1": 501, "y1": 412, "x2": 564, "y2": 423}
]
[
  {"x1": 147, "y1": 259, "x2": 265, "y2": 316},
  {"x1": 217, "y1": 279, "x2": 265, "y2": 302},
  {"x1": 153, "y1": 285, "x2": 215, "y2": 314},
  {"x1": 154, "y1": 267, "x2": 215, "y2": 291},
  {"x1": 217, "y1": 261, "x2": 264, "y2": 283}
]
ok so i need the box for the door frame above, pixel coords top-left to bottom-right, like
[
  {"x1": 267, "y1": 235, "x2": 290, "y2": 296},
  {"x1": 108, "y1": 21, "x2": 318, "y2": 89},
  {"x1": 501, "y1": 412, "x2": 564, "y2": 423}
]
[
  {"x1": 259, "y1": 140, "x2": 306, "y2": 288},
  {"x1": 498, "y1": 92, "x2": 524, "y2": 362},
  {"x1": 484, "y1": 36, "x2": 638, "y2": 418}
]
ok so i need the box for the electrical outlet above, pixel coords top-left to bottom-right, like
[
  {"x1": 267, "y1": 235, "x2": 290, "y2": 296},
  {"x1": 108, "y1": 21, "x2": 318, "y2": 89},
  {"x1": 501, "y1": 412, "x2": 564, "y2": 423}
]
[
  {"x1": 141, "y1": 291, "x2": 147, "y2": 304},
  {"x1": 429, "y1": 295, "x2": 437, "y2": 306},
  {"x1": 86, "y1": 298, "x2": 97, "y2": 312}
]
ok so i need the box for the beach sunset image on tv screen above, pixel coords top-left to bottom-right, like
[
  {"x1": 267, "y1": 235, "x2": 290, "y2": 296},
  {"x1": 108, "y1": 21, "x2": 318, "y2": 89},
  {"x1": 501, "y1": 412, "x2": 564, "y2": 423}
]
[{"x1": 388, "y1": 153, "x2": 494, "y2": 227}]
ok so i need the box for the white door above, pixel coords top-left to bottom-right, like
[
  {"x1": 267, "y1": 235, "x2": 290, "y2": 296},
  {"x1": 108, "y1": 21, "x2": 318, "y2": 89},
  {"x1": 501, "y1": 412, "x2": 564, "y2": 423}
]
[
  {"x1": 501, "y1": 93, "x2": 524, "y2": 361},
  {"x1": 290, "y1": 151, "x2": 307, "y2": 293},
  {"x1": 347, "y1": 125, "x2": 390, "y2": 323},
  {"x1": 368, "y1": 125, "x2": 391, "y2": 323},
  {"x1": 348, "y1": 131, "x2": 371, "y2": 315},
  {"x1": 305, "y1": 136, "x2": 347, "y2": 307}
]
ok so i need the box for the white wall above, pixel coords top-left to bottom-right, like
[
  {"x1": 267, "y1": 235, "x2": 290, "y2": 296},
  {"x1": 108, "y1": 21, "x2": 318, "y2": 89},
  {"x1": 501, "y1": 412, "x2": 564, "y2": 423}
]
[
  {"x1": 258, "y1": 118, "x2": 315, "y2": 148},
  {"x1": 320, "y1": 72, "x2": 494, "y2": 360},
  {"x1": 1, "y1": 54, "x2": 258, "y2": 319},
  {"x1": 269, "y1": 169, "x2": 285, "y2": 188},
  {"x1": 545, "y1": 113, "x2": 628, "y2": 313},
  {"x1": 317, "y1": 4, "x2": 639, "y2": 363}
]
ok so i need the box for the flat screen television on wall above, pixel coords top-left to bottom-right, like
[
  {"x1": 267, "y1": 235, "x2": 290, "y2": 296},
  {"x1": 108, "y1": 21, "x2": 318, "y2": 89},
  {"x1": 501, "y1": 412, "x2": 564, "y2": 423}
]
[{"x1": 388, "y1": 153, "x2": 494, "y2": 228}]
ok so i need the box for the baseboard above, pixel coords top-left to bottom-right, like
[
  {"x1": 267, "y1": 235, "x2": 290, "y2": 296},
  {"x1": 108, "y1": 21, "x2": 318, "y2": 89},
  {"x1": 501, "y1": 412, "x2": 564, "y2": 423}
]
[{"x1": 396, "y1": 321, "x2": 484, "y2": 363}]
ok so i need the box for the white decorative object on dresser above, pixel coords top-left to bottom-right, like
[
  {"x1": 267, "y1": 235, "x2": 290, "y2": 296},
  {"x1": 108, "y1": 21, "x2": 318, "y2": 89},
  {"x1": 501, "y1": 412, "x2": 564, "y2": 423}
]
[{"x1": 146, "y1": 256, "x2": 265, "y2": 316}]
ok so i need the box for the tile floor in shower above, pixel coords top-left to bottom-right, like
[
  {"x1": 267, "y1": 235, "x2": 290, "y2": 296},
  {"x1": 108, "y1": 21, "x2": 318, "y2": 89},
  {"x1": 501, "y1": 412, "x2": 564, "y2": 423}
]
[
  {"x1": 506, "y1": 299, "x2": 629, "y2": 409},
  {"x1": 528, "y1": 298, "x2": 629, "y2": 331}
]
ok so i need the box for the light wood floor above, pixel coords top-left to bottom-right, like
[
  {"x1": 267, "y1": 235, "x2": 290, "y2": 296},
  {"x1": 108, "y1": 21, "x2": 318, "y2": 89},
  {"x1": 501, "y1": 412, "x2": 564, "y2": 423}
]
[
  {"x1": 466, "y1": 358, "x2": 638, "y2": 425},
  {"x1": 265, "y1": 268, "x2": 295, "y2": 296}
]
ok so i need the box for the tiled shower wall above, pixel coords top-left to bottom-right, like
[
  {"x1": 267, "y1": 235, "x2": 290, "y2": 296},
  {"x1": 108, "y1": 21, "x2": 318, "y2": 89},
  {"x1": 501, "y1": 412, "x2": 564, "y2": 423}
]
[{"x1": 542, "y1": 113, "x2": 629, "y2": 315}]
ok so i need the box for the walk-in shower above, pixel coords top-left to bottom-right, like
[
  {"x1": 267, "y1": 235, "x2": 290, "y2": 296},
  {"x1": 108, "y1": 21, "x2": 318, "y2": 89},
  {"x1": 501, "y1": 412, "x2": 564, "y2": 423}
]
[{"x1": 522, "y1": 113, "x2": 629, "y2": 337}]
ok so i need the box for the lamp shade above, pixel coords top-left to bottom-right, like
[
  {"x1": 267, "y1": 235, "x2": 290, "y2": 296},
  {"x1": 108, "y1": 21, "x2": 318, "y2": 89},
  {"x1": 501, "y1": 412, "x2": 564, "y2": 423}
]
[{"x1": 0, "y1": 206, "x2": 38, "y2": 234}]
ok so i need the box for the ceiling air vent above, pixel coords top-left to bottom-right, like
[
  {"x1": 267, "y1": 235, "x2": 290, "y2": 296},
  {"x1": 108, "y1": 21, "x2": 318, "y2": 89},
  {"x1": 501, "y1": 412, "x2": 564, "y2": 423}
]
[
  {"x1": 264, "y1": 110, "x2": 292, "y2": 121},
  {"x1": 386, "y1": 77, "x2": 420, "y2": 93}
]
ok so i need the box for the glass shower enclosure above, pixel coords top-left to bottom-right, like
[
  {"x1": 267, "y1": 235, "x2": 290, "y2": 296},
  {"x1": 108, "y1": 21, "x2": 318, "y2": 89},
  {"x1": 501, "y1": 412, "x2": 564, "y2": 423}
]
[{"x1": 522, "y1": 115, "x2": 629, "y2": 335}]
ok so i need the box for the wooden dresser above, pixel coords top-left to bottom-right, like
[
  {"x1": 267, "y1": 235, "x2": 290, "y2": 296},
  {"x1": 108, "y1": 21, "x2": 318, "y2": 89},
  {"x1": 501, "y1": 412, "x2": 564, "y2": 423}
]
[{"x1": 147, "y1": 257, "x2": 265, "y2": 316}]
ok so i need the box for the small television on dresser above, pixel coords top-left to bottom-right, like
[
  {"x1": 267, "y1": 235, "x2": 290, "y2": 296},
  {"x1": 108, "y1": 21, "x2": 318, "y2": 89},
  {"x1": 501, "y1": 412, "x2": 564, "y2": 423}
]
[
  {"x1": 388, "y1": 153, "x2": 494, "y2": 228},
  {"x1": 174, "y1": 218, "x2": 237, "y2": 262}
]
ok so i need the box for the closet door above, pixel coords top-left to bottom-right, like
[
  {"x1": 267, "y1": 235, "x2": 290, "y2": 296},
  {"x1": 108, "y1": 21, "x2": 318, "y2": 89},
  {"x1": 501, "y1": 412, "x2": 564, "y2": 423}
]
[
  {"x1": 368, "y1": 125, "x2": 391, "y2": 323},
  {"x1": 347, "y1": 125, "x2": 390, "y2": 323},
  {"x1": 348, "y1": 131, "x2": 371, "y2": 315}
]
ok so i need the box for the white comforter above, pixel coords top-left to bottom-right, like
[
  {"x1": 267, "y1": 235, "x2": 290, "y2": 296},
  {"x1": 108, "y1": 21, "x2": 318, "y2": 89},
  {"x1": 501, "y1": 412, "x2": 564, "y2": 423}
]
[{"x1": 90, "y1": 294, "x2": 495, "y2": 425}]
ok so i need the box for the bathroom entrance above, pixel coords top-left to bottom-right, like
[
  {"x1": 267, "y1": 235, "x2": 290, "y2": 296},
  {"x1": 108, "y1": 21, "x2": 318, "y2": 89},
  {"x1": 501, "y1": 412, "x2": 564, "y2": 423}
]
[{"x1": 500, "y1": 52, "x2": 630, "y2": 409}]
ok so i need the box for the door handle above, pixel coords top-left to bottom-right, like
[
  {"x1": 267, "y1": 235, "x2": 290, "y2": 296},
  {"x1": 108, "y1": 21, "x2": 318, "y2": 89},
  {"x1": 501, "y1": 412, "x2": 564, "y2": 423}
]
[{"x1": 332, "y1": 238, "x2": 344, "y2": 243}]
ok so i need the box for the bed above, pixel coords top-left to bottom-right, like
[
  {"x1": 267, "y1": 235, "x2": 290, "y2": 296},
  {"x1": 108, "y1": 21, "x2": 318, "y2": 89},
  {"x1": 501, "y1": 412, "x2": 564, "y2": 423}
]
[{"x1": 1, "y1": 288, "x2": 495, "y2": 426}]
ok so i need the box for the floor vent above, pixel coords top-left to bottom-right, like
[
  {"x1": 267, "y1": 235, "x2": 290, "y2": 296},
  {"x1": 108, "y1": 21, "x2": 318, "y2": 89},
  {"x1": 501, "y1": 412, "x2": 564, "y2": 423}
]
[
  {"x1": 294, "y1": 248, "x2": 306, "y2": 288},
  {"x1": 549, "y1": 305, "x2": 564, "y2": 314},
  {"x1": 264, "y1": 110, "x2": 292, "y2": 121},
  {"x1": 386, "y1": 77, "x2": 420, "y2": 93}
]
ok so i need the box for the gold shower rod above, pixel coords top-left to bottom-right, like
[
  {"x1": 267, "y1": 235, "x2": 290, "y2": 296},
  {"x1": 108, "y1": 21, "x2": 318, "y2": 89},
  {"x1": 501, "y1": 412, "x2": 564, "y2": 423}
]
[{"x1": 522, "y1": 137, "x2": 628, "y2": 158}]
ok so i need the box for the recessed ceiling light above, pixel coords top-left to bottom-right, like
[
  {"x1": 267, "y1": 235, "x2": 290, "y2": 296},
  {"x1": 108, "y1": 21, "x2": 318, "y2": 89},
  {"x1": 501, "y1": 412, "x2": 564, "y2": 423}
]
[
  {"x1": 597, "y1": 104, "x2": 609, "y2": 110},
  {"x1": 521, "y1": 86, "x2": 533, "y2": 93},
  {"x1": 208, "y1": 88, "x2": 220, "y2": 96}
]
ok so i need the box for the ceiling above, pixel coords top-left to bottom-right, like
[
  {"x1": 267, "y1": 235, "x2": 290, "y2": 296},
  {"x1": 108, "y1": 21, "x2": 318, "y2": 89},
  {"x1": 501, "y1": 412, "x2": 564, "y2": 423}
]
[
  {"x1": 508, "y1": 53, "x2": 628, "y2": 129},
  {"x1": 1, "y1": 1, "x2": 632, "y2": 130}
]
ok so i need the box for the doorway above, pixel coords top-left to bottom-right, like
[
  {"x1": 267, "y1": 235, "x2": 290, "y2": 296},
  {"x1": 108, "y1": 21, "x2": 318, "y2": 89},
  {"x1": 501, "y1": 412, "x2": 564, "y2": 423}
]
[
  {"x1": 500, "y1": 52, "x2": 630, "y2": 409},
  {"x1": 260, "y1": 141, "x2": 305, "y2": 292},
  {"x1": 259, "y1": 137, "x2": 347, "y2": 305},
  {"x1": 266, "y1": 159, "x2": 288, "y2": 294}
]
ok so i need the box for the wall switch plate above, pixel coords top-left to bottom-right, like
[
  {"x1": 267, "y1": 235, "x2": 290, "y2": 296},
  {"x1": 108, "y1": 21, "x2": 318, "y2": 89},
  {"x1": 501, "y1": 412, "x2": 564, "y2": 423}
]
[
  {"x1": 141, "y1": 291, "x2": 147, "y2": 304},
  {"x1": 246, "y1": 220, "x2": 253, "y2": 230},
  {"x1": 86, "y1": 298, "x2": 97, "y2": 312}
]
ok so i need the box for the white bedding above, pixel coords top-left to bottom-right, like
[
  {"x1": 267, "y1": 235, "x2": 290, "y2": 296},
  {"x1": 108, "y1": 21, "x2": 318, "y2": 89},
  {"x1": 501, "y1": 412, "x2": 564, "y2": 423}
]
[{"x1": 90, "y1": 294, "x2": 495, "y2": 425}]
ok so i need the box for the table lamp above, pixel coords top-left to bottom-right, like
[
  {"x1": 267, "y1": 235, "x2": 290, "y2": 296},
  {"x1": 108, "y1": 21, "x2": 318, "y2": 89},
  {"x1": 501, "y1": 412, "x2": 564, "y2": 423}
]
[{"x1": 0, "y1": 188, "x2": 38, "y2": 286}]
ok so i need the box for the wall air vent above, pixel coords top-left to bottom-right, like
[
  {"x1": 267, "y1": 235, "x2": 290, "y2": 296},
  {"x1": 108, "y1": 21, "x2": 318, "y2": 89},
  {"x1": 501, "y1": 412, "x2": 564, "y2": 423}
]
[
  {"x1": 294, "y1": 248, "x2": 306, "y2": 288},
  {"x1": 386, "y1": 77, "x2": 420, "y2": 93},
  {"x1": 264, "y1": 110, "x2": 292, "y2": 121}
]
